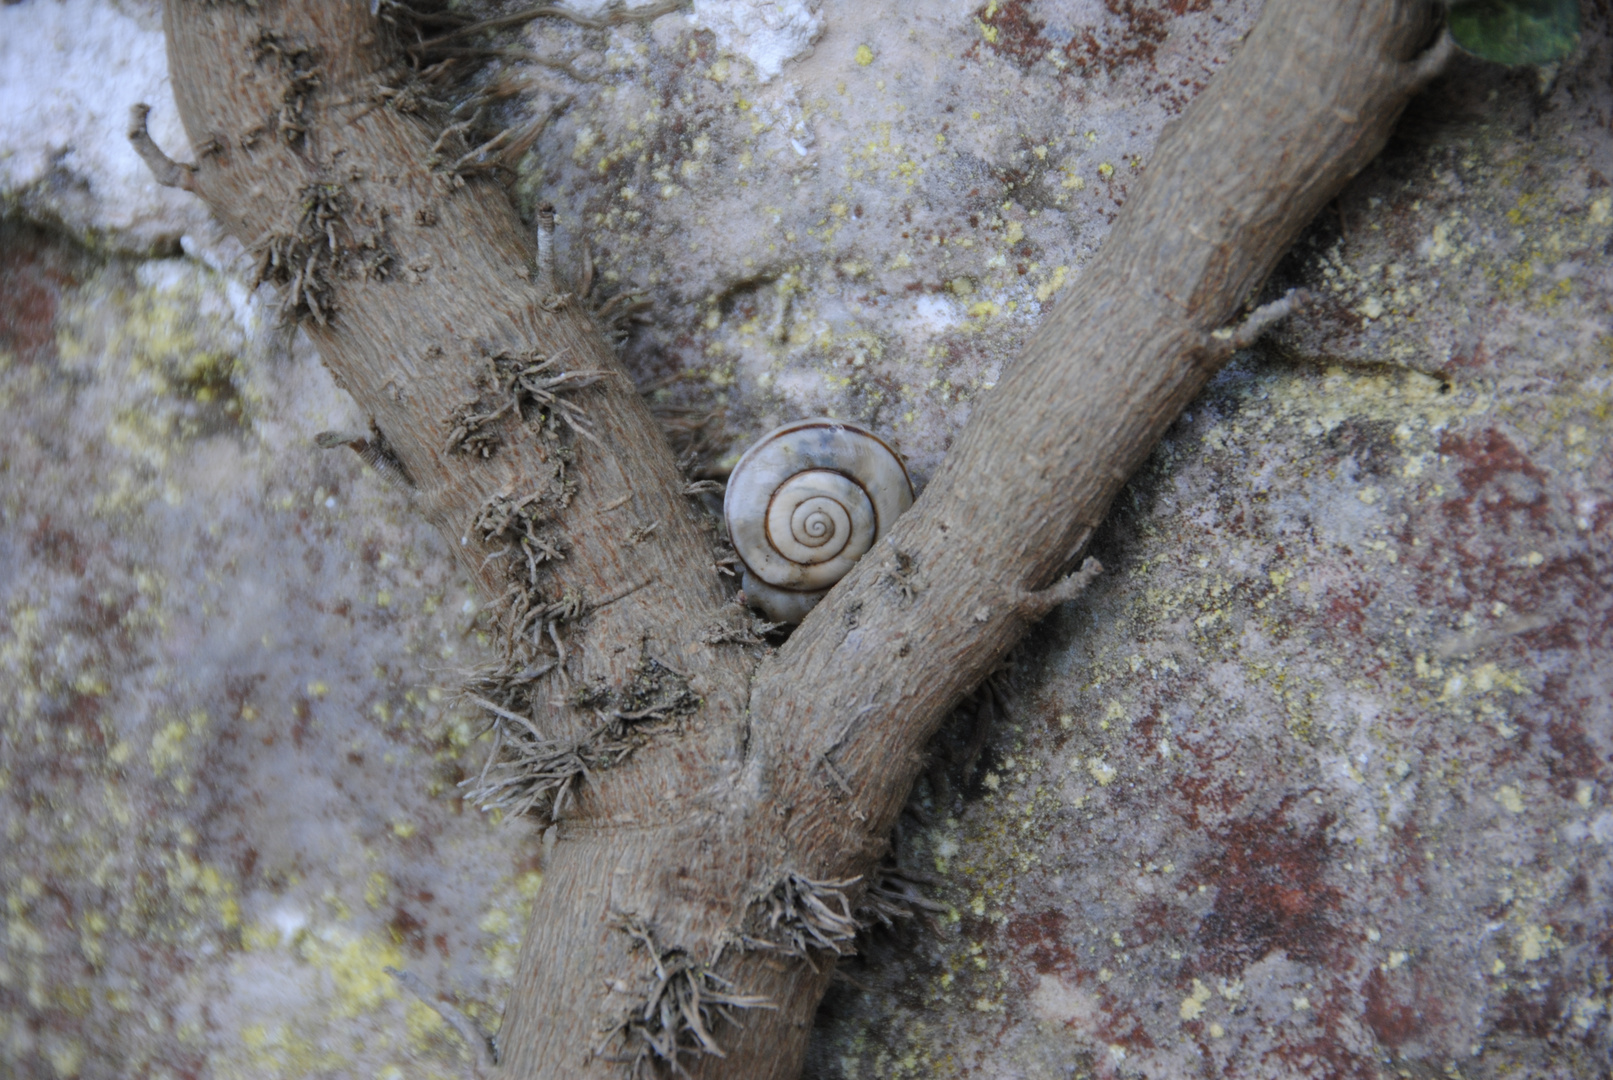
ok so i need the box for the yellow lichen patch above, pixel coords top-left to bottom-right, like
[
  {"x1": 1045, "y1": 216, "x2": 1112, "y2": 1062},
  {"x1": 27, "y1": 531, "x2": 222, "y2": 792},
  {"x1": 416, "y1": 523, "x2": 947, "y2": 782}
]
[
  {"x1": 1034, "y1": 265, "x2": 1069, "y2": 304},
  {"x1": 479, "y1": 871, "x2": 545, "y2": 981},
  {"x1": 1515, "y1": 923, "x2": 1555, "y2": 962},
  {"x1": 241, "y1": 920, "x2": 283, "y2": 953},
  {"x1": 48, "y1": 259, "x2": 249, "y2": 518},
  {"x1": 297, "y1": 928, "x2": 405, "y2": 1018},
  {"x1": 1179, "y1": 978, "x2": 1212, "y2": 1021},
  {"x1": 230, "y1": 1019, "x2": 349, "y2": 1076},
  {"x1": 365, "y1": 872, "x2": 390, "y2": 910},
  {"x1": 1494, "y1": 785, "x2": 1525, "y2": 814},
  {"x1": 163, "y1": 849, "x2": 242, "y2": 930},
  {"x1": 405, "y1": 996, "x2": 451, "y2": 1055},
  {"x1": 46, "y1": 1039, "x2": 84, "y2": 1078},
  {"x1": 149, "y1": 710, "x2": 208, "y2": 775},
  {"x1": 968, "y1": 300, "x2": 1001, "y2": 320}
]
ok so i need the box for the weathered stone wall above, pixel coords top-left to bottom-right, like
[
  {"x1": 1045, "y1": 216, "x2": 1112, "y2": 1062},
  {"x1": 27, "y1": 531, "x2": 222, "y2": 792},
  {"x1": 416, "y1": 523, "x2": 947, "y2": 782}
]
[{"x1": 2, "y1": 1, "x2": 1608, "y2": 1077}]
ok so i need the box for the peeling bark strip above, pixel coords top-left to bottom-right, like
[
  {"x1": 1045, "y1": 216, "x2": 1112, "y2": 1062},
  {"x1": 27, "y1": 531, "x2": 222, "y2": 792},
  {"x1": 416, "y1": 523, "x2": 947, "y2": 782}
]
[{"x1": 153, "y1": 1, "x2": 1449, "y2": 1076}]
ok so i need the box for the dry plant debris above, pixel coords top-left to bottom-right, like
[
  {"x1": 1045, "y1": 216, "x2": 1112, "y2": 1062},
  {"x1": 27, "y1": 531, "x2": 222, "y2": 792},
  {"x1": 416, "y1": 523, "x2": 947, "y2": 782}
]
[
  {"x1": 445, "y1": 348, "x2": 611, "y2": 456},
  {"x1": 599, "y1": 915, "x2": 773, "y2": 1078},
  {"x1": 251, "y1": 28, "x2": 320, "y2": 147},
  {"x1": 742, "y1": 873, "x2": 862, "y2": 965},
  {"x1": 249, "y1": 183, "x2": 393, "y2": 324},
  {"x1": 461, "y1": 650, "x2": 696, "y2": 823}
]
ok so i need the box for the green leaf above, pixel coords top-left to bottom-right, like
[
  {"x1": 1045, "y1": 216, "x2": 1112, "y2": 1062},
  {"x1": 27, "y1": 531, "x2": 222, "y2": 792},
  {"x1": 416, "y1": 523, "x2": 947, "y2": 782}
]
[{"x1": 1447, "y1": 0, "x2": 1581, "y2": 66}]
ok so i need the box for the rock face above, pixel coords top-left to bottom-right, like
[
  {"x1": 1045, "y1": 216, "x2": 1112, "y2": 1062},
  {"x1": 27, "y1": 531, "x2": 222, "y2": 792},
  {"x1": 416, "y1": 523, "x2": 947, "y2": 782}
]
[
  {"x1": 2, "y1": 2, "x2": 1609, "y2": 1079},
  {"x1": 0, "y1": 0, "x2": 216, "y2": 254}
]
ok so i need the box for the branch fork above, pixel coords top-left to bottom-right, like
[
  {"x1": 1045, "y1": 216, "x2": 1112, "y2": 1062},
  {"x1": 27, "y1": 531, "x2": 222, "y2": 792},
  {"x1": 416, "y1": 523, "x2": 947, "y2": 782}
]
[{"x1": 153, "y1": 0, "x2": 1462, "y2": 1075}]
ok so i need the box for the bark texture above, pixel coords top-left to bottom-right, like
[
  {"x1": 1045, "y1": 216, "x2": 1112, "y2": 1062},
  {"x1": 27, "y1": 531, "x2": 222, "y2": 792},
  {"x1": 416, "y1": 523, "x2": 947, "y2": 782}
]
[{"x1": 154, "y1": 0, "x2": 1448, "y2": 1076}]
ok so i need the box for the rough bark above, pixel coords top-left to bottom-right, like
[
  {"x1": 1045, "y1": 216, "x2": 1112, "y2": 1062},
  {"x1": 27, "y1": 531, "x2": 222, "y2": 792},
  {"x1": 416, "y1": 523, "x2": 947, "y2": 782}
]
[{"x1": 151, "y1": 0, "x2": 1449, "y2": 1076}]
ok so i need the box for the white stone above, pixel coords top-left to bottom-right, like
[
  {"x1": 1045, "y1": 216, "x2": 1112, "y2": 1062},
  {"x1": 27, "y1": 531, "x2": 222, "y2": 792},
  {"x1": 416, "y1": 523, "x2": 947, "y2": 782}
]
[
  {"x1": 691, "y1": 0, "x2": 823, "y2": 81},
  {"x1": 0, "y1": 0, "x2": 213, "y2": 250}
]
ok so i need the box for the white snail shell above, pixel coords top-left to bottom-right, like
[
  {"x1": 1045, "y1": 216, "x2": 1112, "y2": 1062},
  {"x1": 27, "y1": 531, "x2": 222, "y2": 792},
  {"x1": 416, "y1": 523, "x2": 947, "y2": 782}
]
[{"x1": 724, "y1": 418, "x2": 915, "y2": 624}]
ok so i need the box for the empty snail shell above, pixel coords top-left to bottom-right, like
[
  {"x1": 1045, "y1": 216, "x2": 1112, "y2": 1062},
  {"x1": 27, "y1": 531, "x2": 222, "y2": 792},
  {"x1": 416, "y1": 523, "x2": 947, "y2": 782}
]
[{"x1": 724, "y1": 418, "x2": 915, "y2": 624}]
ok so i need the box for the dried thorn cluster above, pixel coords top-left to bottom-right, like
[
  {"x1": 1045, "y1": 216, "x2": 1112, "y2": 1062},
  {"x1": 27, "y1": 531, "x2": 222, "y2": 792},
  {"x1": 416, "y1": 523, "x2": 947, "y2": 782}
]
[
  {"x1": 467, "y1": 465, "x2": 579, "y2": 711},
  {"x1": 484, "y1": 579, "x2": 581, "y2": 674},
  {"x1": 592, "y1": 289, "x2": 653, "y2": 343},
  {"x1": 376, "y1": 0, "x2": 477, "y2": 65},
  {"x1": 443, "y1": 92, "x2": 574, "y2": 185},
  {"x1": 500, "y1": 348, "x2": 611, "y2": 439},
  {"x1": 703, "y1": 515, "x2": 741, "y2": 581},
  {"x1": 700, "y1": 600, "x2": 781, "y2": 646},
  {"x1": 375, "y1": 1, "x2": 593, "y2": 187},
  {"x1": 855, "y1": 861, "x2": 947, "y2": 934},
  {"x1": 428, "y1": 106, "x2": 485, "y2": 167},
  {"x1": 654, "y1": 402, "x2": 728, "y2": 500},
  {"x1": 884, "y1": 545, "x2": 921, "y2": 602},
  {"x1": 251, "y1": 29, "x2": 320, "y2": 147},
  {"x1": 374, "y1": 0, "x2": 690, "y2": 194},
  {"x1": 367, "y1": 74, "x2": 449, "y2": 117},
  {"x1": 408, "y1": 0, "x2": 690, "y2": 53},
  {"x1": 576, "y1": 248, "x2": 654, "y2": 344},
  {"x1": 615, "y1": 654, "x2": 699, "y2": 720},
  {"x1": 446, "y1": 349, "x2": 610, "y2": 456},
  {"x1": 251, "y1": 184, "x2": 340, "y2": 323},
  {"x1": 452, "y1": 350, "x2": 618, "y2": 825},
  {"x1": 460, "y1": 697, "x2": 641, "y2": 821},
  {"x1": 463, "y1": 651, "x2": 696, "y2": 822},
  {"x1": 250, "y1": 183, "x2": 392, "y2": 325},
  {"x1": 565, "y1": 652, "x2": 697, "y2": 722},
  {"x1": 742, "y1": 874, "x2": 861, "y2": 967},
  {"x1": 816, "y1": 754, "x2": 861, "y2": 815},
  {"x1": 477, "y1": 486, "x2": 570, "y2": 594},
  {"x1": 600, "y1": 916, "x2": 773, "y2": 1078},
  {"x1": 372, "y1": 0, "x2": 475, "y2": 119}
]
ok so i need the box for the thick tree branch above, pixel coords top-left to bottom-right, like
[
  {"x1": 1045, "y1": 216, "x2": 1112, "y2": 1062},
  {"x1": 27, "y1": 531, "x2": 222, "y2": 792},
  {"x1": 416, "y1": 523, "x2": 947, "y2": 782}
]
[
  {"x1": 498, "y1": 3, "x2": 1451, "y2": 1077},
  {"x1": 152, "y1": 1, "x2": 1449, "y2": 1077}
]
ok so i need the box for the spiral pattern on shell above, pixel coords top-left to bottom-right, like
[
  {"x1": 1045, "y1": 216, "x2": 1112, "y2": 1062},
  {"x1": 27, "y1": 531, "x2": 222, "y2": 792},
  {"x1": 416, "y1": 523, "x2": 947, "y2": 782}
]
[{"x1": 724, "y1": 419, "x2": 915, "y2": 624}]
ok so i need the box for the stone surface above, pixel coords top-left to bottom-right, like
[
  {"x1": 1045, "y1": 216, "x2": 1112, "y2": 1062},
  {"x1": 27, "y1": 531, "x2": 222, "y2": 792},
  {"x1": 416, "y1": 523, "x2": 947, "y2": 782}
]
[
  {"x1": 0, "y1": 219, "x2": 532, "y2": 1079},
  {"x1": 691, "y1": 0, "x2": 825, "y2": 81},
  {"x1": 0, "y1": 0, "x2": 221, "y2": 255},
  {"x1": 2, "y1": 1, "x2": 1610, "y2": 1078}
]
